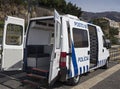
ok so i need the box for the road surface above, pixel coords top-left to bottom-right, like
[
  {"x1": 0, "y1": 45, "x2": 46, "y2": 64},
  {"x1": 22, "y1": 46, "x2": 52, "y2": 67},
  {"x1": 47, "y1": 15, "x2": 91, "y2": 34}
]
[{"x1": 0, "y1": 61, "x2": 119, "y2": 89}]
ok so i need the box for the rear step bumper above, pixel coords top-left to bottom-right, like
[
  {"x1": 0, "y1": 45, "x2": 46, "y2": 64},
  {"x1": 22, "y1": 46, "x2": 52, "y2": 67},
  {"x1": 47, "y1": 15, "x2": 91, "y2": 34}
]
[
  {"x1": 32, "y1": 68, "x2": 48, "y2": 73},
  {"x1": 27, "y1": 74, "x2": 47, "y2": 79},
  {"x1": 21, "y1": 68, "x2": 49, "y2": 86}
]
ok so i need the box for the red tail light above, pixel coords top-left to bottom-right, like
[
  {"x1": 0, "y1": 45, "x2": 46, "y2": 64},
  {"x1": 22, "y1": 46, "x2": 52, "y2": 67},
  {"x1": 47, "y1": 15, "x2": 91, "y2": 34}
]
[
  {"x1": 61, "y1": 52, "x2": 67, "y2": 58},
  {"x1": 60, "y1": 52, "x2": 67, "y2": 67}
]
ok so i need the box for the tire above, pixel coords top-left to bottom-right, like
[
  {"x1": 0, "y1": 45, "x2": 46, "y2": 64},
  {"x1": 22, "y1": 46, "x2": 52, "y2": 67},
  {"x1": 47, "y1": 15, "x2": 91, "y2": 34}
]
[
  {"x1": 66, "y1": 75, "x2": 80, "y2": 86},
  {"x1": 102, "y1": 59, "x2": 109, "y2": 69}
]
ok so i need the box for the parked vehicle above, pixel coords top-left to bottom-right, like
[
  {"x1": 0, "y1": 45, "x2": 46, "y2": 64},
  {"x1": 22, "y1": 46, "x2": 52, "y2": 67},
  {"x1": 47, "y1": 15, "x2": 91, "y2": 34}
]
[{"x1": 0, "y1": 10, "x2": 110, "y2": 86}]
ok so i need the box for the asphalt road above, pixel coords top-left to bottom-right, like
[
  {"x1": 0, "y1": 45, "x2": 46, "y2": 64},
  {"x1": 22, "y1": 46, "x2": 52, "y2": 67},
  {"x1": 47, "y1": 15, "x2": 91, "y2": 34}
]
[
  {"x1": 0, "y1": 60, "x2": 119, "y2": 89},
  {"x1": 91, "y1": 69, "x2": 120, "y2": 89}
]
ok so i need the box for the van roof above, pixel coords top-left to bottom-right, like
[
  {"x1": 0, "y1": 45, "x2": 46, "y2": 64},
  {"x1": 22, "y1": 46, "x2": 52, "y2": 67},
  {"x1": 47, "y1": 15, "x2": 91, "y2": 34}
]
[
  {"x1": 30, "y1": 14, "x2": 79, "y2": 21},
  {"x1": 30, "y1": 16, "x2": 54, "y2": 21},
  {"x1": 62, "y1": 14, "x2": 79, "y2": 20},
  {"x1": 29, "y1": 15, "x2": 100, "y2": 29}
]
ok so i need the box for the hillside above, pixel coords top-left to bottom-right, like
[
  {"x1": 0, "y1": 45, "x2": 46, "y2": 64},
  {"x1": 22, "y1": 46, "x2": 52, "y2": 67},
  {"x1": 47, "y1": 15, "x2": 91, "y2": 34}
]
[
  {"x1": 0, "y1": 4, "x2": 53, "y2": 22},
  {"x1": 82, "y1": 11, "x2": 120, "y2": 22},
  {"x1": 0, "y1": 0, "x2": 82, "y2": 22}
]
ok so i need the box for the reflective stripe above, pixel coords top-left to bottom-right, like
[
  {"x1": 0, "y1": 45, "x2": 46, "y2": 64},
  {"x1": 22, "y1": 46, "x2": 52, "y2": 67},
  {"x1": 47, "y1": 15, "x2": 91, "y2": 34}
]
[
  {"x1": 86, "y1": 65, "x2": 89, "y2": 72},
  {"x1": 83, "y1": 66, "x2": 85, "y2": 73},
  {"x1": 97, "y1": 59, "x2": 107, "y2": 67},
  {"x1": 71, "y1": 43, "x2": 78, "y2": 76},
  {"x1": 79, "y1": 65, "x2": 89, "y2": 74},
  {"x1": 80, "y1": 67, "x2": 82, "y2": 74}
]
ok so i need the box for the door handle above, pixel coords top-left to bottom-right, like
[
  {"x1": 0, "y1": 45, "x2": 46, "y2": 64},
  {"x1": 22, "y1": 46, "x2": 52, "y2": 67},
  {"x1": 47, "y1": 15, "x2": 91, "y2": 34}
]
[
  {"x1": 102, "y1": 49, "x2": 104, "y2": 52},
  {"x1": 88, "y1": 51, "x2": 90, "y2": 55},
  {"x1": 54, "y1": 53, "x2": 56, "y2": 58},
  {"x1": 66, "y1": 53, "x2": 72, "y2": 56}
]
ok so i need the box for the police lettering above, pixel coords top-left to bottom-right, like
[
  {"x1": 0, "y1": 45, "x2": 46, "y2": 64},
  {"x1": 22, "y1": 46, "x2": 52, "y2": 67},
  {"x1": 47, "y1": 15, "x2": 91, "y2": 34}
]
[
  {"x1": 78, "y1": 56, "x2": 88, "y2": 62},
  {"x1": 74, "y1": 22, "x2": 87, "y2": 28}
]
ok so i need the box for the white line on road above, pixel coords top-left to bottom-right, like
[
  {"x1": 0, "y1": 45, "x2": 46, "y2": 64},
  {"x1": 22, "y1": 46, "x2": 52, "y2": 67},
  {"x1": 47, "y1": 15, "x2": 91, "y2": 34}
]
[{"x1": 72, "y1": 64, "x2": 120, "y2": 89}]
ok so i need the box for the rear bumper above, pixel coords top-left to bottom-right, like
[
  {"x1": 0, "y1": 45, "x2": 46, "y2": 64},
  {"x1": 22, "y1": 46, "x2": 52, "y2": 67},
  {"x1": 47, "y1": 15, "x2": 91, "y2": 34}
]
[{"x1": 59, "y1": 67, "x2": 67, "y2": 81}]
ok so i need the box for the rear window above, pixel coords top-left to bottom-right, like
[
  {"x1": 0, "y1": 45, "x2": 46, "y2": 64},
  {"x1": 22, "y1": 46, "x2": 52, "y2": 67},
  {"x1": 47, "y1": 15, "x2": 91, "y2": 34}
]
[
  {"x1": 6, "y1": 24, "x2": 23, "y2": 45},
  {"x1": 73, "y1": 28, "x2": 88, "y2": 48}
]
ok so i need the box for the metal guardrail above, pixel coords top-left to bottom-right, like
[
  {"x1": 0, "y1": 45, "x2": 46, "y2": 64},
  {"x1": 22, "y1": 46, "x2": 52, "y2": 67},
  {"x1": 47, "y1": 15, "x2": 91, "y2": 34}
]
[{"x1": 110, "y1": 45, "x2": 120, "y2": 61}]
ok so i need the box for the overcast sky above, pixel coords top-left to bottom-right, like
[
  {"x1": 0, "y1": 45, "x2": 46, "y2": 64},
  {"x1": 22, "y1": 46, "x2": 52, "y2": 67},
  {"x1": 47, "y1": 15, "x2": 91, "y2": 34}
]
[{"x1": 66, "y1": 0, "x2": 120, "y2": 12}]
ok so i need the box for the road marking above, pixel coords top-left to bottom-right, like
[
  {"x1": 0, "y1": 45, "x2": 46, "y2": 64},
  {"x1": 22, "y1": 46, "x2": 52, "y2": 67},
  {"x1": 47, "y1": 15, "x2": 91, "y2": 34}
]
[{"x1": 72, "y1": 64, "x2": 120, "y2": 89}]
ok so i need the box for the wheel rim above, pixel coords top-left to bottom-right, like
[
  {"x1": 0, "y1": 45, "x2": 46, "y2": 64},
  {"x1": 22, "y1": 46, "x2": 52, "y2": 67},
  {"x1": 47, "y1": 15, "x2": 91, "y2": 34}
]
[{"x1": 74, "y1": 76, "x2": 80, "y2": 83}]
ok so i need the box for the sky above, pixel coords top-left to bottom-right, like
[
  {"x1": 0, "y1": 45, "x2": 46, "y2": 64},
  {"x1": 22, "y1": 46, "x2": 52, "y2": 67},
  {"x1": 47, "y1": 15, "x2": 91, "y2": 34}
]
[{"x1": 66, "y1": 0, "x2": 120, "y2": 12}]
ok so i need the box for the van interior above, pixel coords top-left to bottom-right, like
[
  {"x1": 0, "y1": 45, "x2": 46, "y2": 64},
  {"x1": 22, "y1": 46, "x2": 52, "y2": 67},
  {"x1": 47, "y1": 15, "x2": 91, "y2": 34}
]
[
  {"x1": 88, "y1": 25, "x2": 98, "y2": 68},
  {"x1": 26, "y1": 17, "x2": 54, "y2": 72}
]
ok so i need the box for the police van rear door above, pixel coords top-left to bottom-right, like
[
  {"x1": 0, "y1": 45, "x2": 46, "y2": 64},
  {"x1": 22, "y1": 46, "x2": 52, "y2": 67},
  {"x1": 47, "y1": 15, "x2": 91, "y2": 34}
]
[
  {"x1": 48, "y1": 10, "x2": 61, "y2": 85},
  {"x1": 1, "y1": 16, "x2": 24, "y2": 71},
  {"x1": 68, "y1": 20, "x2": 90, "y2": 78}
]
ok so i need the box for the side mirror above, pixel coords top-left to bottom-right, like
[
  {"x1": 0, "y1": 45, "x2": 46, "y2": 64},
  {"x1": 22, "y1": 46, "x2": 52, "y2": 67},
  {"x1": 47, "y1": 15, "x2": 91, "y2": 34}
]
[{"x1": 104, "y1": 39, "x2": 111, "y2": 49}]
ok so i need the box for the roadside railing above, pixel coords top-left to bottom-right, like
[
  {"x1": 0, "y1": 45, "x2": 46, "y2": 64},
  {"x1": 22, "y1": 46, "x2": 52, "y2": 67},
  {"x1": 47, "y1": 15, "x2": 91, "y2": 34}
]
[{"x1": 110, "y1": 45, "x2": 120, "y2": 61}]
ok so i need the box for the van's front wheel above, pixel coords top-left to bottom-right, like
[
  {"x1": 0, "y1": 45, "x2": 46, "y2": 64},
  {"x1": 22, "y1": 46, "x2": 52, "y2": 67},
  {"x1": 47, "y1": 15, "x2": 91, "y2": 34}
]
[
  {"x1": 102, "y1": 59, "x2": 109, "y2": 69},
  {"x1": 67, "y1": 75, "x2": 80, "y2": 86}
]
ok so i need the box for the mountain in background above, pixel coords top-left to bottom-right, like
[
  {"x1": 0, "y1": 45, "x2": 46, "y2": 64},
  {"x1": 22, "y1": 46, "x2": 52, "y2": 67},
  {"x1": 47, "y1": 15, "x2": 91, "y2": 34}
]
[{"x1": 82, "y1": 11, "x2": 120, "y2": 22}]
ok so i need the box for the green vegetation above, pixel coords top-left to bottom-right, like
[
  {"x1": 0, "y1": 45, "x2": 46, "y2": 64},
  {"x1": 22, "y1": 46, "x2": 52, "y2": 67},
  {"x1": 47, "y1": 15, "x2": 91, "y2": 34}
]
[
  {"x1": 92, "y1": 18, "x2": 109, "y2": 38},
  {"x1": 0, "y1": 21, "x2": 3, "y2": 44},
  {"x1": 0, "y1": 0, "x2": 82, "y2": 17},
  {"x1": 92, "y1": 18, "x2": 119, "y2": 45},
  {"x1": 0, "y1": 21, "x2": 4, "y2": 32},
  {"x1": 109, "y1": 27, "x2": 119, "y2": 44},
  {"x1": 0, "y1": 21, "x2": 4, "y2": 28},
  {"x1": 0, "y1": 0, "x2": 25, "y2": 5},
  {"x1": 30, "y1": 0, "x2": 82, "y2": 17}
]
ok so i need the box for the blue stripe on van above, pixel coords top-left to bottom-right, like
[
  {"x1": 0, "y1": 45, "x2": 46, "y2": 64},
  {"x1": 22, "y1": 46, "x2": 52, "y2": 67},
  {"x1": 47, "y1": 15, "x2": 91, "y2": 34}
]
[
  {"x1": 80, "y1": 65, "x2": 89, "y2": 74},
  {"x1": 71, "y1": 43, "x2": 78, "y2": 76},
  {"x1": 83, "y1": 66, "x2": 85, "y2": 73},
  {"x1": 86, "y1": 65, "x2": 89, "y2": 72},
  {"x1": 97, "y1": 59, "x2": 107, "y2": 67},
  {"x1": 100, "y1": 60, "x2": 102, "y2": 65},
  {"x1": 80, "y1": 67, "x2": 82, "y2": 74},
  {"x1": 101, "y1": 60, "x2": 104, "y2": 65}
]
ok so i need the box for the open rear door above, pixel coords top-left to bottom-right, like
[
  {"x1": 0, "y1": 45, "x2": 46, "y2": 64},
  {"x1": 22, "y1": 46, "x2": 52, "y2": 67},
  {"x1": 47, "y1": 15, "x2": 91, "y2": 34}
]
[
  {"x1": 48, "y1": 10, "x2": 61, "y2": 85},
  {"x1": 1, "y1": 16, "x2": 24, "y2": 71}
]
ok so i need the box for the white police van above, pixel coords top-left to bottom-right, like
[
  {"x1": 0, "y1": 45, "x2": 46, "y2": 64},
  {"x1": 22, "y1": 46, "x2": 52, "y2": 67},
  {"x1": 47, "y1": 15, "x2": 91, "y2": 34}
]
[{"x1": 0, "y1": 10, "x2": 110, "y2": 86}]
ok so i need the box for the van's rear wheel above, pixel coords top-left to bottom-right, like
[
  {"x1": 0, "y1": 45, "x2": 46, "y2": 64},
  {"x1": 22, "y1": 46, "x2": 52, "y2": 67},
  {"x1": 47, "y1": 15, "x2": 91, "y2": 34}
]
[{"x1": 67, "y1": 75, "x2": 80, "y2": 86}]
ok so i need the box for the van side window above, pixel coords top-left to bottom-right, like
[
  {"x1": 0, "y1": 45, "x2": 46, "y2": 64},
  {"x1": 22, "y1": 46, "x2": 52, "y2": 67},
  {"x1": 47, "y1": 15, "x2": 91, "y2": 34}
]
[
  {"x1": 73, "y1": 28, "x2": 88, "y2": 48},
  {"x1": 67, "y1": 22, "x2": 71, "y2": 48},
  {"x1": 103, "y1": 36, "x2": 106, "y2": 47},
  {"x1": 55, "y1": 21, "x2": 61, "y2": 49},
  {"x1": 6, "y1": 24, "x2": 23, "y2": 45}
]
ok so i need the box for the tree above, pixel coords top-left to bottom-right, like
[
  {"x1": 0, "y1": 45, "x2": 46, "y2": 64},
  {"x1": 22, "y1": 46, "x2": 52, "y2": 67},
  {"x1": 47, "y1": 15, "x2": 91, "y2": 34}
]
[
  {"x1": 92, "y1": 18, "x2": 109, "y2": 38},
  {"x1": 92, "y1": 18, "x2": 119, "y2": 44},
  {"x1": 109, "y1": 27, "x2": 119, "y2": 44},
  {"x1": 37, "y1": 0, "x2": 82, "y2": 17}
]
